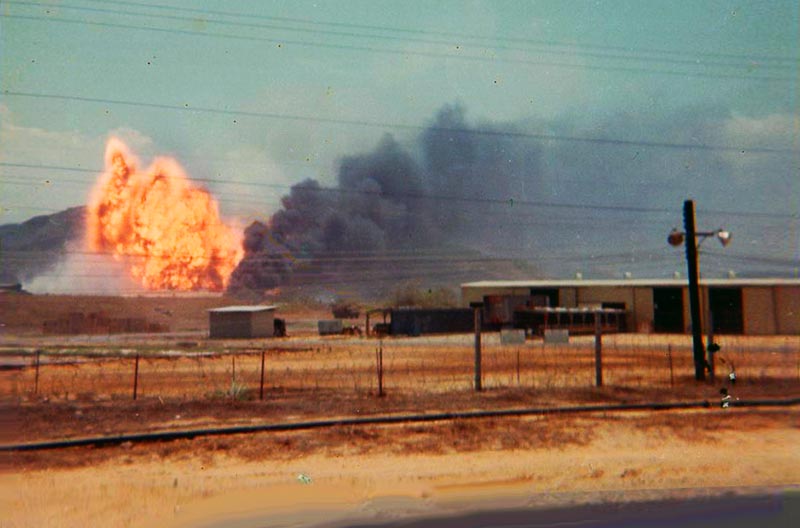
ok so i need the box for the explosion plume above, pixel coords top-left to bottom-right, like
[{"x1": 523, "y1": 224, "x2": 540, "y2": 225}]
[{"x1": 87, "y1": 137, "x2": 243, "y2": 291}]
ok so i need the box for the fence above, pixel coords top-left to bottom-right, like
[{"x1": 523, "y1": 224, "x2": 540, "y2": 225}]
[{"x1": 1, "y1": 334, "x2": 798, "y2": 402}]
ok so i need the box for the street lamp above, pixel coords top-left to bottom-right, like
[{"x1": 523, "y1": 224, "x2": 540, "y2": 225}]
[
  {"x1": 668, "y1": 228, "x2": 732, "y2": 248},
  {"x1": 667, "y1": 200, "x2": 731, "y2": 381}
]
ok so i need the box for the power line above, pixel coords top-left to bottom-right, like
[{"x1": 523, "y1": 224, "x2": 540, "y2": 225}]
[
  {"x1": 0, "y1": 162, "x2": 671, "y2": 216},
  {"x1": 2, "y1": 13, "x2": 795, "y2": 83},
  {"x1": 2, "y1": 162, "x2": 797, "y2": 221},
  {"x1": 2, "y1": 246, "x2": 670, "y2": 265},
  {"x1": 8, "y1": 1, "x2": 796, "y2": 74},
  {"x1": 86, "y1": 0, "x2": 800, "y2": 65},
  {"x1": 4, "y1": 92, "x2": 796, "y2": 156},
  {"x1": 3, "y1": 246, "x2": 682, "y2": 263},
  {"x1": 702, "y1": 250, "x2": 800, "y2": 267},
  {"x1": 0, "y1": 173, "x2": 675, "y2": 226}
]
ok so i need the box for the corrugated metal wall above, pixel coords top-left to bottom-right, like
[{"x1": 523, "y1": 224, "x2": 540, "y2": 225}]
[{"x1": 209, "y1": 312, "x2": 252, "y2": 338}]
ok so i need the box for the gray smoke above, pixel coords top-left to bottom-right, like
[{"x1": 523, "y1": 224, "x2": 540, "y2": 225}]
[
  {"x1": 228, "y1": 136, "x2": 436, "y2": 294},
  {"x1": 228, "y1": 102, "x2": 797, "y2": 294},
  {"x1": 228, "y1": 103, "x2": 547, "y2": 294}
]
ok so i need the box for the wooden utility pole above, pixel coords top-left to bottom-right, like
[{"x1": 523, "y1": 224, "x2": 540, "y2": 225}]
[{"x1": 683, "y1": 200, "x2": 706, "y2": 381}]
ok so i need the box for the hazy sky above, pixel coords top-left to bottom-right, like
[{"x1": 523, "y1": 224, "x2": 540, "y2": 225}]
[{"x1": 1, "y1": 0, "x2": 798, "y2": 277}]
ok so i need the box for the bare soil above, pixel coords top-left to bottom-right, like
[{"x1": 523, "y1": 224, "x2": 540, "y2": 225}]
[
  {"x1": 1, "y1": 295, "x2": 798, "y2": 527},
  {"x1": 2, "y1": 409, "x2": 798, "y2": 528}
]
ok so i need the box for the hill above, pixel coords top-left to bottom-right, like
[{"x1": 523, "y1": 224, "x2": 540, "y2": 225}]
[
  {"x1": 0, "y1": 207, "x2": 538, "y2": 297},
  {"x1": 0, "y1": 206, "x2": 85, "y2": 283}
]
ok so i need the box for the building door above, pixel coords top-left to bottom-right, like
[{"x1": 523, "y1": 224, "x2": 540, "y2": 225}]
[
  {"x1": 709, "y1": 288, "x2": 744, "y2": 334},
  {"x1": 530, "y1": 288, "x2": 559, "y2": 307},
  {"x1": 653, "y1": 287, "x2": 684, "y2": 333}
]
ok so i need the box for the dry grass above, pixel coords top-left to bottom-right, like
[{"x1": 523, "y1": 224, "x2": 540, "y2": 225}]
[
  {"x1": 3, "y1": 335, "x2": 797, "y2": 403},
  {"x1": 1, "y1": 295, "x2": 798, "y2": 478}
]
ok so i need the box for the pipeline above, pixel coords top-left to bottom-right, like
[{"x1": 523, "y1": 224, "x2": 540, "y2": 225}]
[{"x1": 2, "y1": 398, "x2": 798, "y2": 452}]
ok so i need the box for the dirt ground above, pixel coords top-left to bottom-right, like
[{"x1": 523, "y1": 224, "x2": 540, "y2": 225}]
[
  {"x1": 1, "y1": 295, "x2": 798, "y2": 527},
  {"x1": 1, "y1": 408, "x2": 798, "y2": 528}
]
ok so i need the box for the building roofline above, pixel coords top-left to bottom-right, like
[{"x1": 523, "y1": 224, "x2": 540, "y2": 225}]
[
  {"x1": 208, "y1": 305, "x2": 277, "y2": 313},
  {"x1": 461, "y1": 278, "x2": 800, "y2": 289}
]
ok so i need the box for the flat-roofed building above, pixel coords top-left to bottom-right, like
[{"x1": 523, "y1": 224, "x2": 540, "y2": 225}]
[
  {"x1": 208, "y1": 305, "x2": 277, "y2": 338},
  {"x1": 461, "y1": 278, "x2": 800, "y2": 335}
]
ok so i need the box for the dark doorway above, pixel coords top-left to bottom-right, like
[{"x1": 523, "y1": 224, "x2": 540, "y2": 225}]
[
  {"x1": 530, "y1": 288, "x2": 559, "y2": 307},
  {"x1": 709, "y1": 288, "x2": 744, "y2": 334},
  {"x1": 653, "y1": 287, "x2": 684, "y2": 333}
]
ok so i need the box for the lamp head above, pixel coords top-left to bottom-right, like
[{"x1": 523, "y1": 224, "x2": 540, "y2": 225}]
[
  {"x1": 667, "y1": 229, "x2": 684, "y2": 247},
  {"x1": 716, "y1": 229, "x2": 732, "y2": 247}
]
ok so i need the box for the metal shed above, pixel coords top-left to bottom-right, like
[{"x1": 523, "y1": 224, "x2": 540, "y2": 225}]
[{"x1": 208, "y1": 305, "x2": 276, "y2": 338}]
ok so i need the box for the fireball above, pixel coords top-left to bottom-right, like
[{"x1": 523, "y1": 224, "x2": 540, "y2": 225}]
[{"x1": 86, "y1": 137, "x2": 243, "y2": 291}]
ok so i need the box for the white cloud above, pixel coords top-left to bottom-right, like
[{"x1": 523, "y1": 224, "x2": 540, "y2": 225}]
[
  {"x1": 722, "y1": 113, "x2": 797, "y2": 150},
  {"x1": 0, "y1": 107, "x2": 161, "y2": 223}
]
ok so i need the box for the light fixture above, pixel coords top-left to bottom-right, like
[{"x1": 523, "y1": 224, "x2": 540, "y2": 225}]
[
  {"x1": 667, "y1": 229, "x2": 684, "y2": 247},
  {"x1": 716, "y1": 229, "x2": 732, "y2": 247}
]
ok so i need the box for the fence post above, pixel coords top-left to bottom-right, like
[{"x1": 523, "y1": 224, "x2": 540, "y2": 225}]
[
  {"x1": 667, "y1": 344, "x2": 675, "y2": 387},
  {"x1": 706, "y1": 310, "x2": 716, "y2": 383},
  {"x1": 376, "y1": 339, "x2": 384, "y2": 397},
  {"x1": 33, "y1": 349, "x2": 41, "y2": 395},
  {"x1": 594, "y1": 311, "x2": 603, "y2": 387},
  {"x1": 132, "y1": 353, "x2": 140, "y2": 400},
  {"x1": 472, "y1": 303, "x2": 483, "y2": 391},
  {"x1": 259, "y1": 349, "x2": 266, "y2": 400}
]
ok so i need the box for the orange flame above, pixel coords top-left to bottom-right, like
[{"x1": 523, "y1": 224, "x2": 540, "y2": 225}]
[{"x1": 87, "y1": 137, "x2": 243, "y2": 291}]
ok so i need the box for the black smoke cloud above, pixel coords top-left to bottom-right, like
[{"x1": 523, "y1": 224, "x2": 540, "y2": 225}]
[
  {"x1": 228, "y1": 102, "x2": 798, "y2": 293},
  {"x1": 228, "y1": 103, "x2": 545, "y2": 293}
]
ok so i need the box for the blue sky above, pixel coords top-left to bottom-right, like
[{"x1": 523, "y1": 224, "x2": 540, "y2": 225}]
[{"x1": 1, "y1": 0, "x2": 798, "y2": 278}]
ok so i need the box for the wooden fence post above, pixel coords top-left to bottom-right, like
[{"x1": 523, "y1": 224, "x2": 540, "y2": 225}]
[
  {"x1": 594, "y1": 312, "x2": 603, "y2": 387},
  {"x1": 132, "y1": 354, "x2": 140, "y2": 400},
  {"x1": 259, "y1": 349, "x2": 266, "y2": 400},
  {"x1": 34, "y1": 350, "x2": 41, "y2": 395},
  {"x1": 706, "y1": 310, "x2": 716, "y2": 383},
  {"x1": 376, "y1": 339, "x2": 384, "y2": 397},
  {"x1": 473, "y1": 304, "x2": 482, "y2": 391},
  {"x1": 667, "y1": 344, "x2": 675, "y2": 387}
]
